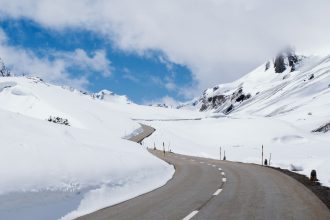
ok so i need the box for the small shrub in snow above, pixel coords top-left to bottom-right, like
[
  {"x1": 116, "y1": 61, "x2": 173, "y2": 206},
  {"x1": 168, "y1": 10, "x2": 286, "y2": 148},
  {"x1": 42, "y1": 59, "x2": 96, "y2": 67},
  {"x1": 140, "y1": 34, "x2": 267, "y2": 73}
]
[
  {"x1": 47, "y1": 116, "x2": 70, "y2": 126},
  {"x1": 0, "y1": 58, "x2": 11, "y2": 77}
]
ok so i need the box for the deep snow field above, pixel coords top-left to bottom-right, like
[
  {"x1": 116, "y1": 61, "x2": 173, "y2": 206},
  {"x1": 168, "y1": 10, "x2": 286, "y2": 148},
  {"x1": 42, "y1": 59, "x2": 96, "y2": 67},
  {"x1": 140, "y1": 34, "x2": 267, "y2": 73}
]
[
  {"x1": 1, "y1": 53, "x2": 330, "y2": 220},
  {"x1": 0, "y1": 76, "x2": 200, "y2": 220}
]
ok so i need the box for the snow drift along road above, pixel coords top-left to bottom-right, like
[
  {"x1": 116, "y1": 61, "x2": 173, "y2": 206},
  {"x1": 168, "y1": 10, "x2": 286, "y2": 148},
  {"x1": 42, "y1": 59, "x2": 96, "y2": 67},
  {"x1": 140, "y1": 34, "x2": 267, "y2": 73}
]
[{"x1": 0, "y1": 76, "x2": 177, "y2": 220}]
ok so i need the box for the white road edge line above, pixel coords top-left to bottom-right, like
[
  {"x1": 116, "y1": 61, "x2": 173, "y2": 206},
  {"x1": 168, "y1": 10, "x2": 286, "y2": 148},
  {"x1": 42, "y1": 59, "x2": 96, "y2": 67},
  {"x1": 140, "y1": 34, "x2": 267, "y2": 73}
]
[
  {"x1": 213, "y1": 189, "x2": 223, "y2": 196},
  {"x1": 222, "y1": 178, "x2": 227, "y2": 182},
  {"x1": 182, "y1": 210, "x2": 199, "y2": 220}
]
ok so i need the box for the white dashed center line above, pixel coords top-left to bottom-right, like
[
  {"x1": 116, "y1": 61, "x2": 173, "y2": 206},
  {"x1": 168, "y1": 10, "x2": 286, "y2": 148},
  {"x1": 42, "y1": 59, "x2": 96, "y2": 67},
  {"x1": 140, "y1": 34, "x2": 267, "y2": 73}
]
[
  {"x1": 213, "y1": 189, "x2": 223, "y2": 196},
  {"x1": 182, "y1": 210, "x2": 199, "y2": 220},
  {"x1": 212, "y1": 165, "x2": 216, "y2": 167},
  {"x1": 221, "y1": 172, "x2": 225, "y2": 176},
  {"x1": 222, "y1": 178, "x2": 227, "y2": 182},
  {"x1": 218, "y1": 168, "x2": 222, "y2": 171}
]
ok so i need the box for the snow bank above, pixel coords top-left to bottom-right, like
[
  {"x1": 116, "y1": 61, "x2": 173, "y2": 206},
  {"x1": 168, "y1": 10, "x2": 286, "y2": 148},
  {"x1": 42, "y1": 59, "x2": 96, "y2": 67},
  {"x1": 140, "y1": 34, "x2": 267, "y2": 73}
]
[{"x1": 0, "y1": 77, "x2": 175, "y2": 220}]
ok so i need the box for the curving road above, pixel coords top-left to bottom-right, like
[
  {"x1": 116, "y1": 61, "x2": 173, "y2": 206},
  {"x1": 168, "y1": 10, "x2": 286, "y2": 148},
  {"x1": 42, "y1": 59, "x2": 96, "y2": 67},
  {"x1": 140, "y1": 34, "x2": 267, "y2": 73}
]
[
  {"x1": 78, "y1": 124, "x2": 330, "y2": 220},
  {"x1": 128, "y1": 123, "x2": 155, "y2": 143}
]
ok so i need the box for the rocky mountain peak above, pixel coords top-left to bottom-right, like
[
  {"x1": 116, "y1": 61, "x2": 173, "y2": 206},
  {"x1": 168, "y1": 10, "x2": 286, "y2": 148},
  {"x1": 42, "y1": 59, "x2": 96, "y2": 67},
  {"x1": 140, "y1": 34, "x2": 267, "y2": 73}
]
[{"x1": 273, "y1": 48, "x2": 301, "y2": 73}]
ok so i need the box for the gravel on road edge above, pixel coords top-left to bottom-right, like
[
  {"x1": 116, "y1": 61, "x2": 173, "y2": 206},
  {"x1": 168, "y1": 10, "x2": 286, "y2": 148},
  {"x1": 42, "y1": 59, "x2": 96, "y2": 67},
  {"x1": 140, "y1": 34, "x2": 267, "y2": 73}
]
[{"x1": 268, "y1": 166, "x2": 330, "y2": 210}]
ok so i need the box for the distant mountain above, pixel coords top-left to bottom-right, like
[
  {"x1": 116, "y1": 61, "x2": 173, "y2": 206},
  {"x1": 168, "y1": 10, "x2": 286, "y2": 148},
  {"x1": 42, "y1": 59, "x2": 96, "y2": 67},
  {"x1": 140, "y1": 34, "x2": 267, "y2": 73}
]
[
  {"x1": 93, "y1": 89, "x2": 132, "y2": 104},
  {"x1": 181, "y1": 49, "x2": 330, "y2": 118}
]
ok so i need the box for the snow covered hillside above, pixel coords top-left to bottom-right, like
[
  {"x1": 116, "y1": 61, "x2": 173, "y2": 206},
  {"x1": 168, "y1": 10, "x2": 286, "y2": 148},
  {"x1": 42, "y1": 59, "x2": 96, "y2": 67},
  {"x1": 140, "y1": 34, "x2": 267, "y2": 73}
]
[
  {"x1": 0, "y1": 76, "x2": 181, "y2": 220},
  {"x1": 144, "y1": 51, "x2": 330, "y2": 187},
  {"x1": 181, "y1": 50, "x2": 330, "y2": 119}
]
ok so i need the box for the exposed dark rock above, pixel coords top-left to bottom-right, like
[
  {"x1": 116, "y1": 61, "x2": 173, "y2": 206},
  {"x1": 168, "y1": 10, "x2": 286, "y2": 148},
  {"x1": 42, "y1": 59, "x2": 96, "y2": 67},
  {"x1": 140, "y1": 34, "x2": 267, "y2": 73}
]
[
  {"x1": 199, "y1": 86, "x2": 251, "y2": 113},
  {"x1": 265, "y1": 61, "x2": 271, "y2": 71},
  {"x1": 288, "y1": 53, "x2": 299, "y2": 72},
  {"x1": 47, "y1": 116, "x2": 70, "y2": 126},
  {"x1": 274, "y1": 48, "x2": 301, "y2": 73},
  {"x1": 210, "y1": 95, "x2": 226, "y2": 107},
  {"x1": 236, "y1": 93, "x2": 251, "y2": 102},
  {"x1": 274, "y1": 55, "x2": 287, "y2": 73},
  {"x1": 225, "y1": 104, "x2": 234, "y2": 114},
  {"x1": 309, "y1": 74, "x2": 315, "y2": 80},
  {"x1": 200, "y1": 104, "x2": 208, "y2": 111},
  {"x1": 312, "y1": 122, "x2": 330, "y2": 133}
]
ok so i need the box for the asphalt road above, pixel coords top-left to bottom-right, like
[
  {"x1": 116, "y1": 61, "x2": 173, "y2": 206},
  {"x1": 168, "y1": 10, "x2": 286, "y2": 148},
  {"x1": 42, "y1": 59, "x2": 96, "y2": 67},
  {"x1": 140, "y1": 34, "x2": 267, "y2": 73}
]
[
  {"x1": 128, "y1": 123, "x2": 155, "y2": 143},
  {"x1": 78, "y1": 124, "x2": 330, "y2": 220}
]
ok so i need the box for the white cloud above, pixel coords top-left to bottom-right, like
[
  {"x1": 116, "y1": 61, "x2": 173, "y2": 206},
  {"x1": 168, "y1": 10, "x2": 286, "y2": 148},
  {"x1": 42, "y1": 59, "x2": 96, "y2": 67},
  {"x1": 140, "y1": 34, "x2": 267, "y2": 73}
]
[
  {"x1": 164, "y1": 81, "x2": 176, "y2": 91},
  {"x1": 1, "y1": 0, "x2": 330, "y2": 96},
  {"x1": 149, "y1": 75, "x2": 177, "y2": 92},
  {"x1": 145, "y1": 95, "x2": 180, "y2": 108},
  {"x1": 55, "y1": 49, "x2": 113, "y2": 77},
  {"x1": 0, "y1": 28, "x2": 112, "y2": 89}
]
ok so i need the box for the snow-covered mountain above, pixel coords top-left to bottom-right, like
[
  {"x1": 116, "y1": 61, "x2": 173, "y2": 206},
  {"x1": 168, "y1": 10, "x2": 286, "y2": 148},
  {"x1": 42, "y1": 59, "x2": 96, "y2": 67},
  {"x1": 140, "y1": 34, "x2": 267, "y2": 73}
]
[
  {"x1": 183, "y1": 50, "x2": 330, "y2": 121},
  {"x1": 92, "y1": 89, "x2": 132, "y2": 104}
]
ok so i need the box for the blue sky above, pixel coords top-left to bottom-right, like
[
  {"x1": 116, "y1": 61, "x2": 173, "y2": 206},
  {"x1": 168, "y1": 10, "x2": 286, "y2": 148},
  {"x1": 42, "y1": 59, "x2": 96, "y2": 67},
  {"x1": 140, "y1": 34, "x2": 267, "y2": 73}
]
[{"x1": 0, "y1": 18, "x2": 195, "y2": 104}]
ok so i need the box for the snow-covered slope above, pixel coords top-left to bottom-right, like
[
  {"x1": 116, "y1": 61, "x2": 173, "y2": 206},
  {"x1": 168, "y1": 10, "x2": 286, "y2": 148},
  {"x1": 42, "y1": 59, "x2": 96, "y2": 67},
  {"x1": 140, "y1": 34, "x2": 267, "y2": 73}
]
[
  {"x1": 0, "y1": 76, "x2": 178, "y2": 220},
  {"x1": 184, "y1": 51, "x2": 330, "y2": 121}
]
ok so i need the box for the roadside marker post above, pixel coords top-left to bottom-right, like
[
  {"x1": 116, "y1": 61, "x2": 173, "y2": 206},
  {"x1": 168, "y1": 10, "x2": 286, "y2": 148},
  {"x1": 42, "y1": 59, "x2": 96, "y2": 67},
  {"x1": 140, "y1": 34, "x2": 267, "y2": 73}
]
[
  {"x1": 163, "y1": 142, "x2": 165, "y2": 156},
  {"x1": 220, "y1": 147, "x2": 222, "y2": 161},
  {"x1": 261, "y1": 145, "x2": 264, "y2": 166}
]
